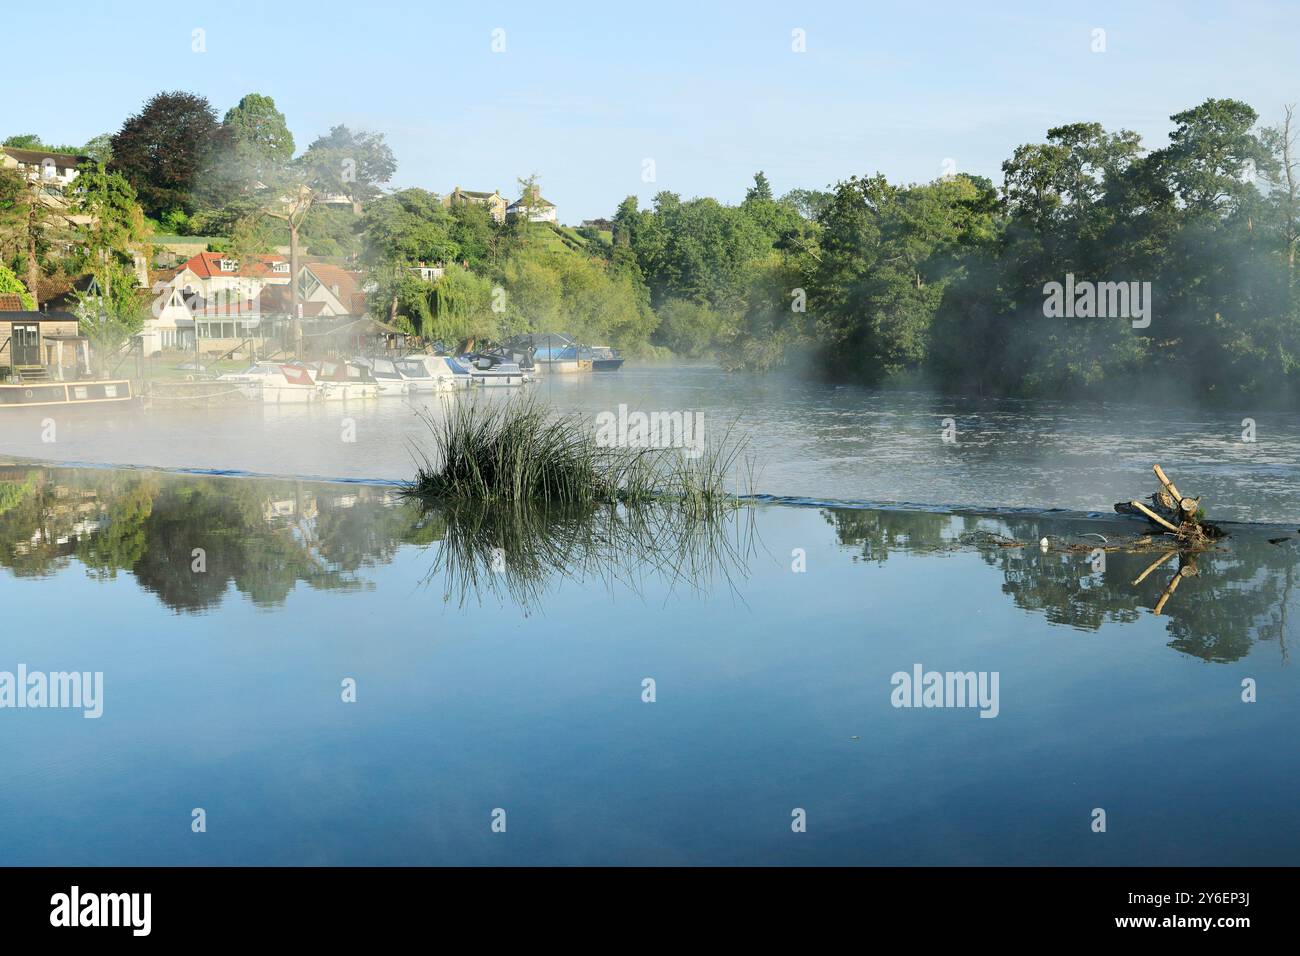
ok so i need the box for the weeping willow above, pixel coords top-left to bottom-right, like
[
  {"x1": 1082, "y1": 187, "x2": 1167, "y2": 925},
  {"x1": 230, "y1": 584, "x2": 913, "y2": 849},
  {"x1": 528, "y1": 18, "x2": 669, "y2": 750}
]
[{"x1": 428, "y1": 264, "x2": 495, "y2": 343}]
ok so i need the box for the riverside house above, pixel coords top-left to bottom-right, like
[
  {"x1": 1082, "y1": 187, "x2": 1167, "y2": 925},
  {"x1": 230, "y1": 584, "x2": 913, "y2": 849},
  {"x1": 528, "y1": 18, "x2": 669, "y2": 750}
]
[
  {"x1": 141, "y1": 252, "x2": 293, "y2": 353},
  {"x1": 0, "y1": 302, "x2": 87, "y2": 382}
]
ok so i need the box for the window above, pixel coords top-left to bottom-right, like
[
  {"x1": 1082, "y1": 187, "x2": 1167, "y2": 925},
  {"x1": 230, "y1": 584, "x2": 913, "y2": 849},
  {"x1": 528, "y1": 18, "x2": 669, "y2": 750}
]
[
  {"x1": 272, "y1": 262, "x2": 290, "y2": 274},
  {"x1": 219, "y1": 259, "x2": 238, "y2": 272}
]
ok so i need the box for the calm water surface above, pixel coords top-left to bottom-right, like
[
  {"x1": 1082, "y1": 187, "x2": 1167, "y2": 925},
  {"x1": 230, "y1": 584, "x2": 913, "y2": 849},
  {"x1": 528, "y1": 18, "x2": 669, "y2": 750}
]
[
  {"x1": 2, "y1": 366, "x2": 1298, "y2": 521},
  {"x1": 0, "y1": 466, "x2": 1295, "y2": 865}
]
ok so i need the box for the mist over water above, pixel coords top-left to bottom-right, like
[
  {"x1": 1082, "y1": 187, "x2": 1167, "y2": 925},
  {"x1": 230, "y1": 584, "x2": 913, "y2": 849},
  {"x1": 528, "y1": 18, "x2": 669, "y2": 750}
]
[{"x1": 3, "y1": 366, "x2": 1297, "y2": 523}]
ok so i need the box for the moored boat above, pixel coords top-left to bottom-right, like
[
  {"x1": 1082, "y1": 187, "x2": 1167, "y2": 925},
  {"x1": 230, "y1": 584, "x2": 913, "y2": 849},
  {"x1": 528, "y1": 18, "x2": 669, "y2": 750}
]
[
  {"x1": 356, "y1": 357, "x2": 411, "y2": 396},
  {"x1": 311, "y1": 359, "x2": 380, "y2": 401},
  {"x1": 0, "y1": 379, "x2": 133, "y2": 408},
  {"x1": 464, "y1": 356, "x2": 532, "y2": 387},
  {"x1": 590, "y1": 346, "x2": 624, "y2": 371},
  {"x1": 398, "y1": 355, "x2": 467, "y2": 392},
  {"x1": 217, "y1": 362, "x2": 318, "y2": 403}
]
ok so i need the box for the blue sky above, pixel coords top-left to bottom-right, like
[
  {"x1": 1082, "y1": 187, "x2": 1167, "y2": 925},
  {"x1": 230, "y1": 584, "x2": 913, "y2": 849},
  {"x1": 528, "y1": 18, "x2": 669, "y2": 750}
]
[{"x1": 7, "y1": 0, "x2": 1297, "y2": 221}]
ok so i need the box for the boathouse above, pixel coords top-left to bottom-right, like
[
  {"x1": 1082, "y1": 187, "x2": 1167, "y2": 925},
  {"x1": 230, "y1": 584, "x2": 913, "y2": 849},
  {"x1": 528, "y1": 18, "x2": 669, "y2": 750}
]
[{"x1": 0, "y1": 309, "x2": 88, "y2": 382}]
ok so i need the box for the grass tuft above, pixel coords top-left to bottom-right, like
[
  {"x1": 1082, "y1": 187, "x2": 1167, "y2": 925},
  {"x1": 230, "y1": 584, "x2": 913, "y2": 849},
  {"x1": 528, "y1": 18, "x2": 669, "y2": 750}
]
[{"x1": 405, "y1": 395, "x2": 750, "y2": 512}]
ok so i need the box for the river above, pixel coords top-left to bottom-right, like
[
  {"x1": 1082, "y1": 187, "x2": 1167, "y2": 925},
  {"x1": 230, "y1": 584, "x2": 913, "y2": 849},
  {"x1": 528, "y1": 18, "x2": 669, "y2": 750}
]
[
  {"x1": 0, "y1": 465, "x2": 1295, "y2": 865},
  {"x1": 2, "y1": 365, "x2": 1297, "y2": 522},
  {"x1": 1, "y1": 368, "x2": 1297, "y2": 865}
]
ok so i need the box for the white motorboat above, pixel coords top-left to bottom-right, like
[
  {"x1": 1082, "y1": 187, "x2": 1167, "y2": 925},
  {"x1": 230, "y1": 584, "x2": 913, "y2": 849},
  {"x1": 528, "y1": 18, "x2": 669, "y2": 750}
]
[
  {"x1": 217, "y1": 362, "x2": 318, "y2": 403},
  {"x1": 357, "y1": 357, "x2": 411, "y2": 396},
  {"x1": 312, "y1": 359, "x2": 380, "y2": 401},
  {"x1": 466, "y1": 356, "x2": 532, "y2": 387},
  {"x1": 398, "y1": 355, "x2": 469, "y2": 392}
]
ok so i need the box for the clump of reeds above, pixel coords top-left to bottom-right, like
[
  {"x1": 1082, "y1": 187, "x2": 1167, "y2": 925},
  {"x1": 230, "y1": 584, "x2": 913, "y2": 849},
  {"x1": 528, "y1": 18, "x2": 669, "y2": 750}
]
[{"x1": 405, "y1": 395, "x2": 750, "y2": 511}]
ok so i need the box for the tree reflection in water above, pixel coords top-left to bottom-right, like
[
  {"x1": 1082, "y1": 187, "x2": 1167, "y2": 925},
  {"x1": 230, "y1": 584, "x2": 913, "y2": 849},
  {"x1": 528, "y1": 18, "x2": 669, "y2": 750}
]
[
  {"x1": 3, "y1": 465, "x2": 1294, "y2": 661},
  {"x1": 0, "y1": 466, "x2": 436, "y2": 611},
  {"x1": 0, "y1": 466, "x2": 756, "y2": 616},
  {"x1": 824, "y1": 506, "x2": 1297, "y2": 663}
]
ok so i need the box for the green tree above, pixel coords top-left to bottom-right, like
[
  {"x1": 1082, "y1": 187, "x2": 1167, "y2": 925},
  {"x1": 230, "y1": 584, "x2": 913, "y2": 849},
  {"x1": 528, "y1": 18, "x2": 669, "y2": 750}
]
[
  {"x1": 80, "y1": 134, "x2": 113, "y2": 165},
  {"x1": 69, "y1": 163, "x2": 149, "y2": 369},
  {"x1": 222, "y1": 94, "x2": 295, "y2": 173},
  {"x1": 2, "y1": 134, "x2": 44, "y2": 150},
  {"x1": 0, "y1": 261, "x2": 35, "y2": 309},
  {"x1": 0, "y1": 160, "x2": 76, "y2": 304},
  {"x1": 256, "y1": 125, "x2": 396, "y2": 344}
]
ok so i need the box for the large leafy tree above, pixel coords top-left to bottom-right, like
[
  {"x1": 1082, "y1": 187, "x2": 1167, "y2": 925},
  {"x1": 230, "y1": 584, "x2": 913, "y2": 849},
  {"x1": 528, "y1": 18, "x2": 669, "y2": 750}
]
[
  {"x1": 806, "y1": 172, "x2": 997, "y2": 382},
  {"x1": 360, "y1": 188, "x2": 457, "y2": 266},
  {"x1": 110, "y1": 91, "x2": 224, "y2": 219},
  {"x1": 247, "y1": 125, "x2": 395, "y2": 339},
  {"x1": 70, "y1": 163, "x2": 147, "y2": 288},
  {"x1": 0, "y1": 161, "x2": 79, "y2": 304},
  {"x1": 222, "y1": 93, "x2": 295, "y2": 173},
  {"x1": 359, "y1": 188, "x2": 458, "y2": 327},
  {"x1": 2, "y1": 134, "x2": 44, "y2": 150}
]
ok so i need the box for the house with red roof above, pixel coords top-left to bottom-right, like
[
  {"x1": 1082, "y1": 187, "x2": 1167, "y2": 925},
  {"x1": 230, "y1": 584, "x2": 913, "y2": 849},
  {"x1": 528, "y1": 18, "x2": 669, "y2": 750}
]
[
  {"x1": 171, "y1": 252, "x2": 293, "y2": 304},
  {"x1": 141, "y1": 254, "x2": 375, "y2": 357}
]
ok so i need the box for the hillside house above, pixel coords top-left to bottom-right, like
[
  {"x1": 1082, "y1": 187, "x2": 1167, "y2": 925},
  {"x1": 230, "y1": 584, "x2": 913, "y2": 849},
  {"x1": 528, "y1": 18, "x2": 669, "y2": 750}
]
[
  {"x1": 506, "y1": 185, "x2": 557, "y2": 223},
  {"x1": 442, "y1": 187, "x2": 508, "y2": 223}
]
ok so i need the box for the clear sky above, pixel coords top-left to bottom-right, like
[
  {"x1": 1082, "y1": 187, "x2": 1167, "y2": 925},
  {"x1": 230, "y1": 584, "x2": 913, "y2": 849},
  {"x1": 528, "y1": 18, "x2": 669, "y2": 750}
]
[{"x1": 7, "y1": 0, "x2": 1297, "y2": 221}]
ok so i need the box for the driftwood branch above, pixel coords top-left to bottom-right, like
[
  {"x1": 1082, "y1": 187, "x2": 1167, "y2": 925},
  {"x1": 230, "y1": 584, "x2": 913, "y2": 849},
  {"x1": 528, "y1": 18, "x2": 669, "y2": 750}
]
[{"x1": 1115, "y1": 463, "x2": 1220, "y2": 546}]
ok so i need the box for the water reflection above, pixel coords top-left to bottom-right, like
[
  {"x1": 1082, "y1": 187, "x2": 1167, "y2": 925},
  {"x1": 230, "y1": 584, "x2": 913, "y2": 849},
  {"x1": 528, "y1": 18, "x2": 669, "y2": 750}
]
[
  {"x1": 2, "y1": 466, "x2": 1295, "y2": 663},
  {"x1": 0, "y1": 466, "x2": 753, "y2": 615},
  {"x1": 416, "y1": 497, "x2": 755, "y2": 613},
  {"x1": 827, "y1": 507, "x2": 1296, "y2": 663},
  {"x1": 0, "y1": 466, "x2": 433, "y2": 610}
]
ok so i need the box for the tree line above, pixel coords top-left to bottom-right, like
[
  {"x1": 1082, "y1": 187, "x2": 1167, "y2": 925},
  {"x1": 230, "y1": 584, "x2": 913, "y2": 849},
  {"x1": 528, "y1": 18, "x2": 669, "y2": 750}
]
[
  {"x1": 611, "y1": 98, "x2": 1298, "y2": 403},
  {"x1": 3, "y1": 92, "x2": 1296, "y2": 403}
]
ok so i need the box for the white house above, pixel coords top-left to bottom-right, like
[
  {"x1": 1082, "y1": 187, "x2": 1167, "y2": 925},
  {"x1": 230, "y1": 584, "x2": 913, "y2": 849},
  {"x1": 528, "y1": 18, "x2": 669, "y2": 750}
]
[
  {"x1": 1, "y1": 147, "x2": 95, "y2": 231},
  {"x1": 137, "y1": 252, "x2": 293, "y2": 354},
  {"x1": 143, "y1": 284, "x2": 197, "y2": 353},
  {"x1": 1, "y1": 146, "x2": 85, "y2": 189},
  {"x1": 506, "y1": 185, "x2": 558, "y2": 223},
  {"x1": 140, "y1": 256, "x2": 374, "y2": 355},
  {"x1": 294, "y1": 263, "x2": 370, "y2": 317}
]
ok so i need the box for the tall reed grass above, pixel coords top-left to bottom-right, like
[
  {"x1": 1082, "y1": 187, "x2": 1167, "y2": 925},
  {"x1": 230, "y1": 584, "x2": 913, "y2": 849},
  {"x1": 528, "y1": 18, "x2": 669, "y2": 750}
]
[{"x1": 406, "y1": 395, "x2": 750, "y2": 511}]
